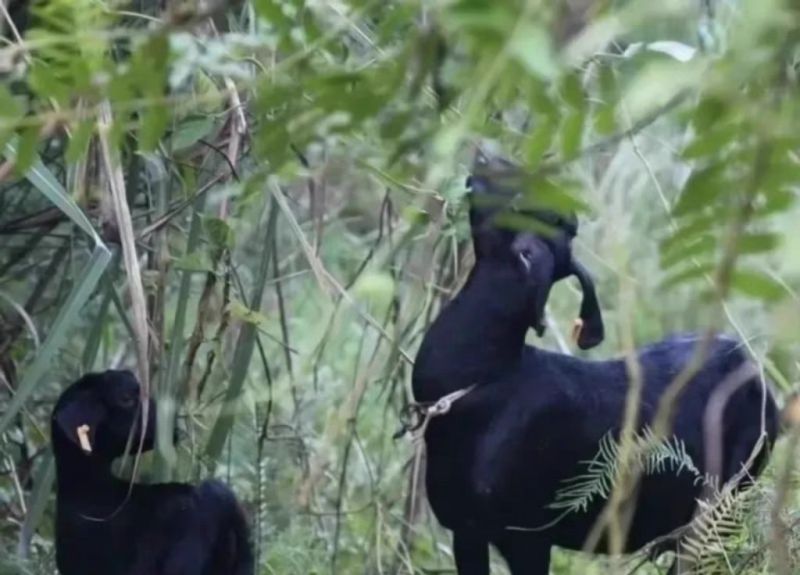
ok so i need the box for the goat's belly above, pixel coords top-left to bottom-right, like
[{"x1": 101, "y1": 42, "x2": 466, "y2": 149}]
[
  {"x1": 425, "y1": 449, "x2": 700, "y2": 554},
  {"x1": 542, "y1": 471, "x2": 701, "y2": 553}
]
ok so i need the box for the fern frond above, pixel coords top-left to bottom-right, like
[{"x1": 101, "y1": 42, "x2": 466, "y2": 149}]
[
  {"x1": 549, "y1": 433, "x2": 621, "y2": 514},
  {"x1": 679, "y1": 485, "x2": 753, "y2": 575},
  {"x1": 549, "y1": 427, "x2": 706, "y2": 516}
]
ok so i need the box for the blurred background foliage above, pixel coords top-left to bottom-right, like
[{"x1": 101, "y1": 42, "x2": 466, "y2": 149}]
[{"x1": 0, "y1": 0, "x2": 799, "y2": 573}]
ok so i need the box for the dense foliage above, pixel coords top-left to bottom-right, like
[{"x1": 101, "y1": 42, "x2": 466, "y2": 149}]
[{"x1": 1, "y1": 0, "x2": 799, "y2": 573}]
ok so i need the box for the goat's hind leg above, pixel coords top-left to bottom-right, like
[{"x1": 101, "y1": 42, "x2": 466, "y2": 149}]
[
  {"x1": 495, "y1": 535, "x2": 551, "y2": 575},
  {"x1": 453, "y1": 530, "x2": 490, "y2": 575}
]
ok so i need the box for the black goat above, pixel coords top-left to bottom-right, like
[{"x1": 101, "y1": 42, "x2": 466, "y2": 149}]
[
  {"x1": 411, "y1": 151, "x2": 779, "y2": 574},
  {"x1": 51, "y1": 369, "x2": 253, "y2": 575}
]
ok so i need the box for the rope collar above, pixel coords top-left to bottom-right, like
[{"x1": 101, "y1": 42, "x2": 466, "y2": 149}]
[{"x1": 395, "y1": 385, "x2": 477, "y2": 441}]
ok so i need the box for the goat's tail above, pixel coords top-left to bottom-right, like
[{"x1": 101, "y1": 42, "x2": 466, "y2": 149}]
[{"x1": 196, "y1": 480, "x2": 255, "y2": 575}]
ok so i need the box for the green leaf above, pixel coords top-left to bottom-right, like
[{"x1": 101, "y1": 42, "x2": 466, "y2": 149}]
[
  {"x1": 519, "y1": 178, "x2": 590, "y2": 214},
  {"x1": 28, "y1": 63, "x2": 72, "y2": 105},
  {"x1": 598, "y1": 62, "x2": 616, "y2": 99},
  {"x1": 660, "y1": 213, "x2": 717, "y2": 255},
  {"x1": 0, "y1": 83, "x2": 25, "y2": 121},
  {"x1": 171, "y1": 117, "x2": 216, "y2": 151},
  {"x1": 66, "y1": 120, "x2": 95, "y2": 164},
  {"x1": 4, "y1": 140, "x2": 100, "y2": 239},
  {"x1": 661, "y1": 263, "x2": 715, "y2": 290},
  {"x1": 172, "y1": 252, "x2": 215, "y2": 273},
  {"x1": 494, "y1": 212, "x2": 561, "y2": 237},
  {"x1": 660, "y1": 234, "x2": 716, "y2": 269},
  {"x1": 447, "y1": 4, "x2": 516, "y2": 33},
  {"x1": 739, "y1": 233, "x2": 780, "y2": 255},
  {"x1": 754, "y1": 189, "x2": 796, "y2": 216},
  {"x1": 681, "y1": 122, "x2": 740, "y2": 159},
  {"x1": 354, "y1": 270, "x2": 395, "y2": 300},
  {"x1": 594, "y1": 64, "x2": 617, "y2": 135},
  {"x1": 560, "y1": 73, "x2": 586, "y2": 111},
  {"x1": 731, "y1": 269, "x2": 785, "y2": 302},
  {"x1": 13, "y1": 126, "x2": 41, "y2": 176},
  {"x1": 109, "y1": 71, "x2": 134, "y2": 104},
  {"x1": 527, "y1": 117, "x2": 556, "y2": 165},
  {"x1": 509, "y1": 24, "x2": 559, "y2": 80},
  {"x1": 560, "y1": 111, "x2": 585, "y2": 161},
  {"x1": 594, "y1": 105, "x2": 616, "y2": 135},
  {"x1": 691, "y1": 97, "x2": 727, "y2": 131},
  {"x1": 761, "y1": 161, "x2": 800, "y2": 194},
  {"x1": 379, "y1": 109, "x2": 413, "y2": 140},
  {"x1": 409, "y1": 27, "x2": 440, "y2": 99},
  {"x1": 528, "y1": 80, "x2": 559, "y2": 118},
  {"x1": 228, "y1": 299, "x2": 270, "y2": 326},
  {"x1": 139, "y1": 103, "x2": 170, "y2": 152},
  {"x1": 203, "y1": 216, "x2": 236, "y2": 254},
  {"x1": 672, "y1": 165, "x2": 728, "y2": 218},
  {"x1": 253, "y1": 0, "x2": 294, "y2": 31}
]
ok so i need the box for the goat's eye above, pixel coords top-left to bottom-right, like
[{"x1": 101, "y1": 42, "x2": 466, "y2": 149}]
[
  {"x1": 118, "y1": 394, "x2": 137, "y2": 409},
  {"x1": 518, "y1": 249, "x2": 533, "y2": 271}
]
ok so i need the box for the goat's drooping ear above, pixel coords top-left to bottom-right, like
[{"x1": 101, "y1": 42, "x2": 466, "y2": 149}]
[
  {"x1": 569, "y1": 260, "x2": 604, "y2": 350},
  {"x1": 54, "y1": 394, "x2": 106, "y2": 455}
]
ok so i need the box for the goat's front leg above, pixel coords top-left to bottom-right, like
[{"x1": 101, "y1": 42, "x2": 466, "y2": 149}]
[{"x1": 453, "y1": 530, "x2": 489, "y2": 575}]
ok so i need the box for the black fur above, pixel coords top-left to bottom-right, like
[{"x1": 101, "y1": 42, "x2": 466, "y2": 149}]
[
  {"x1": 51, "y1": 370, "x2": 254, "y2": 575},
  {"x1": 412, "y1": 156, "x2": 779, "y2": 574}
]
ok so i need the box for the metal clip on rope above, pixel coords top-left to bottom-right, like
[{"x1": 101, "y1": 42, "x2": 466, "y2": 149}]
[{"x1": 394, "y1": 385, "x2": 477, "y2": 441}]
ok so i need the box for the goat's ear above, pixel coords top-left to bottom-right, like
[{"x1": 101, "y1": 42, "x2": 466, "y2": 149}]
[
  {"x1": 515, "y1": 237, "x2": 555, "y2": 338},
  {"x1": 54, "y1": 394, "x2": 106, "y2": 455},
  {"x1": 570, "y1": 260, "x2": 604, "y2": 350}
]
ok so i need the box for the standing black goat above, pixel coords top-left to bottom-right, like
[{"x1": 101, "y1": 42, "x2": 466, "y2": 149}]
[
  {"x1": 51, "y1": 369, "x2": 253, "y2": 575},
  {"x1": 411, "y1": 151, "x2": 779, "y2": 574}
]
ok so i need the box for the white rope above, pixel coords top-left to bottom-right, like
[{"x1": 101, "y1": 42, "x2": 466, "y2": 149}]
[{"x1": 408, "y1": 384, "x2": 477, "y2": 442}]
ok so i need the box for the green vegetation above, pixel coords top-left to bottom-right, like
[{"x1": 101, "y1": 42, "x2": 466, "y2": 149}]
[{"x1": 1, "y1": 0, "x2": 799, "y2": 573}]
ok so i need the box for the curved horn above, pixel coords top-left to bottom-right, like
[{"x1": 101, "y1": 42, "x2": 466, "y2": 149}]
[{"x1": 570, "y1": 260, "x2": 604, "y2": 350}]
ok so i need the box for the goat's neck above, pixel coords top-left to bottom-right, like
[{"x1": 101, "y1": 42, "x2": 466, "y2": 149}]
[
  {"x1": 54, "y1": 442, "x2": 127, "y2": 496},
  {"x1": 413, "y1": 262, "x2": 530, "y2": 401}
]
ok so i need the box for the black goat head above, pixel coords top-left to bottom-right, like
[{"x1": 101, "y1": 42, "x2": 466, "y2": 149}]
[
  {"x1": 465, "y1": 145, "x2": 604, "y2": 350},
  {"x1": 52, "y1": 370, "x2": 158, "y2": 460}
]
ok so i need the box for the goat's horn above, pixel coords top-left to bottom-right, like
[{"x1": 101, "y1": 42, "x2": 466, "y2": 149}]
[{"x1": 76, "y1": 424, "x2": 93, "y2": 454}]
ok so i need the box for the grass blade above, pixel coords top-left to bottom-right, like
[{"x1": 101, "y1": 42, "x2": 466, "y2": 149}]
[
  {"x1": 17, "y1": 450, "x2": 55, "y2": 558},
  {"x1": 204, "y1": 198, "x2": 278, "y2": 464},
  {"x1": 3, "y1": 141, "x2": 101, "y2": 242},
  {"x1": 0, "y1": 245, "x2": 111, "y2": 434},
  {"x1": 155, "y1": 191, "x2": 208, "y2": 479}
]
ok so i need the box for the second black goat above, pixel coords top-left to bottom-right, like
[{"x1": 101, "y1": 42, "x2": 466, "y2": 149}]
[
  {"x1": 52, "y1": 369, "x2": 253, "y2": 575},
  {"x1": 412, "y1": 151, "x2": 780, "y2": 575}
]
